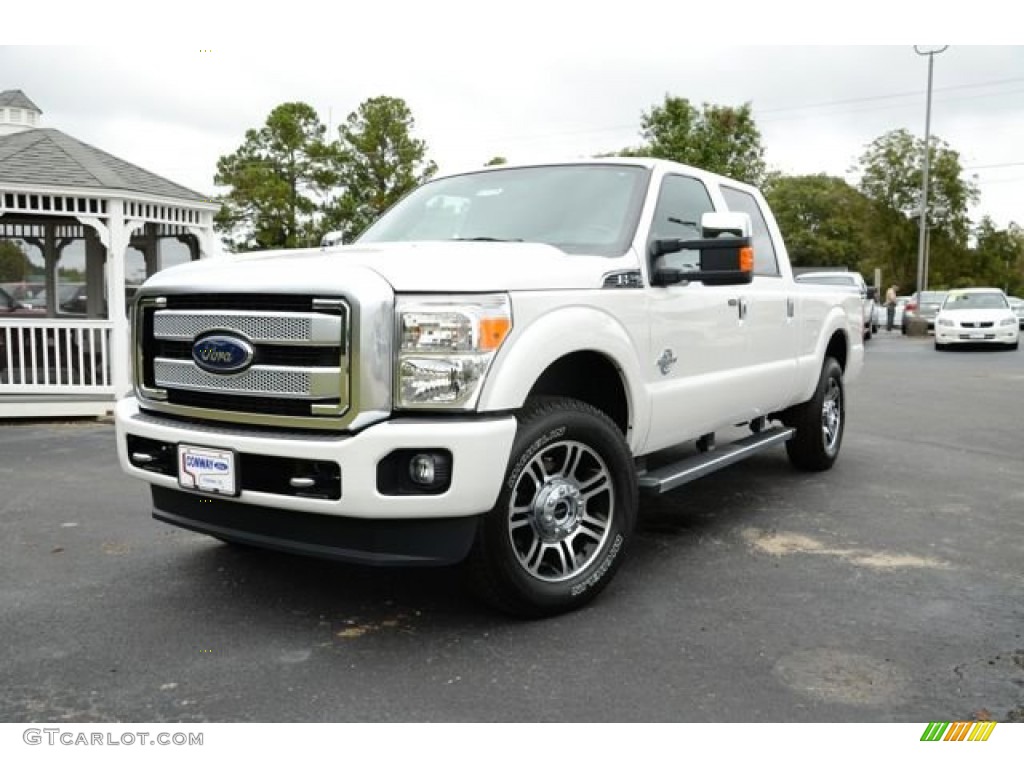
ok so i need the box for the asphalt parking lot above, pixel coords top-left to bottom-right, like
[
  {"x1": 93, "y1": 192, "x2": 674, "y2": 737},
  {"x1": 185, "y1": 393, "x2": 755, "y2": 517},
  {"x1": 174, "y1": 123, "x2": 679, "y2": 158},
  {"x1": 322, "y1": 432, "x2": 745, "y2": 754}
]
[{"x1": 1, "y1": 331, "x2": 1022, "y2": 723}]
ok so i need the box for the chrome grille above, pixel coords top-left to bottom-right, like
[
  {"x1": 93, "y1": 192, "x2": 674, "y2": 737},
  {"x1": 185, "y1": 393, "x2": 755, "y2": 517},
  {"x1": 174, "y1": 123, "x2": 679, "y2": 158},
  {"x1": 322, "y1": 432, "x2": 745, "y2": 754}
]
[
  {"x1": 152, "y1": 359, "x2": 338, "y2": 397},
  {"x1": 153, "y1": 311, "x2": 343, "y2": 345},
  {"x1": 136, "y1": 294, "x2": 351, "y2": 429}
]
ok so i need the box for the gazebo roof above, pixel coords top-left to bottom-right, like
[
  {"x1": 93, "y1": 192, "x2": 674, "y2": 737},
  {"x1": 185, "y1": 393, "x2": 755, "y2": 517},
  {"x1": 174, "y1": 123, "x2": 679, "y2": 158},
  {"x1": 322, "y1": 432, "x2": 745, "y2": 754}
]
[
  {"x1": 0, "y1": 127, "x2": 210, "y2": 204},
  {"x1": 0, "y1": 89, "x2": 41, "y2": 112}
]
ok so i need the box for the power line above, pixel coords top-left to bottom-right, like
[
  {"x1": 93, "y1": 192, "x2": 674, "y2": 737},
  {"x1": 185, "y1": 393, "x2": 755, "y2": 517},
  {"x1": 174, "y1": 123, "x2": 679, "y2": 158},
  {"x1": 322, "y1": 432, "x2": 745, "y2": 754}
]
[
  {"x1": 756, "y1": 76, "x2": 1024, "y2": 116},
  {"x1": 964, "y1": 161, "x2": 1024, "y2": 170},
  {"x1": 454, "y1": 77, "x2": 1024, "y2": 145}
]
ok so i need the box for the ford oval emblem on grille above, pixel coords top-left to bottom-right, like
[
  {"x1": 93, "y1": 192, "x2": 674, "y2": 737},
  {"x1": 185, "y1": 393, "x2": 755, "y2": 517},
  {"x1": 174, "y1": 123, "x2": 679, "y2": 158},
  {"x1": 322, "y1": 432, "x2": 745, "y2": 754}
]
[{"x1": 192, "y1": 335, "x2": 254, "y2": 374}]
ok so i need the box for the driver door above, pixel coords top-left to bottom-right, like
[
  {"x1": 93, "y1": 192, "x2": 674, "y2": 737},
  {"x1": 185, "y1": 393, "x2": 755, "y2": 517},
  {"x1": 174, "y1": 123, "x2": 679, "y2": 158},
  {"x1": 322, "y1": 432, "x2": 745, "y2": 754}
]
[{"x1": 644, "y1": 173, "x2": 751, "y2": 453}]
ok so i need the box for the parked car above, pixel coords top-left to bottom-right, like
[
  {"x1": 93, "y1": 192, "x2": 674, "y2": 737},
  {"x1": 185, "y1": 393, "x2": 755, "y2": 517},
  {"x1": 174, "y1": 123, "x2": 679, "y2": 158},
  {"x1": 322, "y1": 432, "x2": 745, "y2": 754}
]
[
  {"x1": 1008, "y1": 296, "x2": 1024, "y2": 330},
  {"x1": 795, "y1": 270, "x2": 877, "y2": 340},
  {"x1": 934, "y1": 288, "x2": 1019, "y2": 351},
  {"x1": 1, "y1": 281, "x2": 45, "y2": 306},
  {"x1": 1, "y1": 285, "x2": 47, "y2": 383},
  {"x1": 873, "y1": 295, "x2": 909, "y2": 331},
  {"x1": 28, "y1": 283, "x2": 87, "y2": 315},
  {"x1": 902, "y1": 290, "x2": 947, "y2": 334},
  {"x1": 0, "y1": 284, "x2": 43, "y2": 316}
]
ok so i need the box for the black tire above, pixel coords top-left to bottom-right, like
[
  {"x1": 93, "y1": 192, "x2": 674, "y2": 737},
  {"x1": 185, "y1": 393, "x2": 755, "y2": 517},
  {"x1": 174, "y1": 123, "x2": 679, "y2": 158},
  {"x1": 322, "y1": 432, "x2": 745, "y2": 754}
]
[
  {"x1": 1007, "y1": 341, "x2": 1019, "y2": 351},
  {"x1": 784, "y1": 357, "x2": 845, "y2": 472},
  {"x1": 935, "y1": 341, "x2": 947, "y2": 351},
  {"x1": 467, "y1": 396, "x2": 636, "y2": 618}
]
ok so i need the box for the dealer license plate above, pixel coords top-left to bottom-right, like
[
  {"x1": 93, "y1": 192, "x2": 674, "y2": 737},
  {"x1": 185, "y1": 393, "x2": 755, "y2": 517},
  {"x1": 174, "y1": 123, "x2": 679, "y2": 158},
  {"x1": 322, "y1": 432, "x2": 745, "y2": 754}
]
[
  {"x1": 970, "y1": 332, "x2": 986, "y2": 339},
  {"x1": 178, "y1": 444, "x2": 238, "y2": 496}
]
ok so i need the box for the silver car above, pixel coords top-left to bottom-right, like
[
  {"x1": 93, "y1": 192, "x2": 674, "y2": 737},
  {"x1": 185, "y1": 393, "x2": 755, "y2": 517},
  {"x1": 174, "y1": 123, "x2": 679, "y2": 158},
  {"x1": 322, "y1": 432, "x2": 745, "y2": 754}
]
[
  {"x1": 902, "y1": 290, "x2": 947, "y2": 334},
  {"x1": 1008, "y1": 296, "x2": 1024, "y2": 330}
]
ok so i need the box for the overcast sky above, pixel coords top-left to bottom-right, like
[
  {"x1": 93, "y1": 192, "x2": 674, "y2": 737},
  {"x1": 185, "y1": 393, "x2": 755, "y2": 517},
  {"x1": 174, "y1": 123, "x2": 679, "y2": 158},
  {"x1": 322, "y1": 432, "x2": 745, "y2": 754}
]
[{"x1": 3, "y1": 16, "x2": 1023, "y2": 229}]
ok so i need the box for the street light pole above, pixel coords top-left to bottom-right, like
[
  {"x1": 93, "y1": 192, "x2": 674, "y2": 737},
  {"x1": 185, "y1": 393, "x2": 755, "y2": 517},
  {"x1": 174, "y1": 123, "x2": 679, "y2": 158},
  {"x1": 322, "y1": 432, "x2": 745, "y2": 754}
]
[{"x1": 914, "y1": 45, "x2": 948, "y2": 297}]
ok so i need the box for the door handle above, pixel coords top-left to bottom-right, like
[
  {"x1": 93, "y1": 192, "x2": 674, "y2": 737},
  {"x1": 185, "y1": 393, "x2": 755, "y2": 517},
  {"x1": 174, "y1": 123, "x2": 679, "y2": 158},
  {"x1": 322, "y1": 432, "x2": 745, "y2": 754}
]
[
  {"x1": 787, "y1": 297, "x2": 795, "y2": 318},
  {"x1": 728, "y1": 297, "x2": 748, "y2": 320}
]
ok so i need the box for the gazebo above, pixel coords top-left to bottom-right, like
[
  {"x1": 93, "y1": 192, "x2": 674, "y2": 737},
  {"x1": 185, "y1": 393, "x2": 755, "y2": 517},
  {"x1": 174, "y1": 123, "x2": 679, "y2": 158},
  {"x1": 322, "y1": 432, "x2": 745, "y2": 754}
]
[{"x1": 0, "y1": 89, "x2": 220, "y2": 417}]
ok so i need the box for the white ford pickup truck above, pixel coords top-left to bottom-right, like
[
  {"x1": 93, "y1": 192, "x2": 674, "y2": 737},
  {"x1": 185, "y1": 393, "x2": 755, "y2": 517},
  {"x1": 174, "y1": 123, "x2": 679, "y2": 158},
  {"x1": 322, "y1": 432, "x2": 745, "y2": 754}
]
[{"x1": 116, "y1": 158, "x2": 864, "y2": 616}]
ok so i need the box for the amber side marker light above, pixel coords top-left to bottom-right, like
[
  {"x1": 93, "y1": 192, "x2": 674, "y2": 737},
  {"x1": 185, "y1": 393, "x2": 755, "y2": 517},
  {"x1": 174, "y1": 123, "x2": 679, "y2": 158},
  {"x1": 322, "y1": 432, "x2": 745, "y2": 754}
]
[
  {"x1": 740, "y1": 246, "x2": 754, "y2": 273},
  {"x1": 479, "y1": 316, "x2": 512, "y2": 351}
]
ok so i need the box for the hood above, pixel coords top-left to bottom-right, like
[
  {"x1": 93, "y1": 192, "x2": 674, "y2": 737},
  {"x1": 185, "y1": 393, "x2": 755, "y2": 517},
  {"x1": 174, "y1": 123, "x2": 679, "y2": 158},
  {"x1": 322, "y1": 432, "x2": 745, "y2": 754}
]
[{"x1": 146, "y1": 241, "x2": 635, "y2": 294}]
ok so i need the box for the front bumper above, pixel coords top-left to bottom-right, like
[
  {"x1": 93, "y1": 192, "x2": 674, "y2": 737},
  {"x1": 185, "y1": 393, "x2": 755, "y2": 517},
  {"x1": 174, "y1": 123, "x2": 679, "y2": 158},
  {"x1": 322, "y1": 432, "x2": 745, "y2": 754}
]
[
  {"x1": 116, "y1": 397, "x2": 517, "y2": 521},
  {"x1": 934, "y1": 326, "x2": 1019, "y2": 345}
]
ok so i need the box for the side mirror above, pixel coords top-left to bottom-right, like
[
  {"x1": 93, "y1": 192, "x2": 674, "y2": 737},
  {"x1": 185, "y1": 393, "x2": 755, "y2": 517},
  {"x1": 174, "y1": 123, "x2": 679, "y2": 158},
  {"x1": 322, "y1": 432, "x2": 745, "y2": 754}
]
[
  {"x1": 866, "y1": 286, "x2": 878, "y2": 301},
  {"x1": 651, "y1": 212, "x2": 754, "y2": 287}
]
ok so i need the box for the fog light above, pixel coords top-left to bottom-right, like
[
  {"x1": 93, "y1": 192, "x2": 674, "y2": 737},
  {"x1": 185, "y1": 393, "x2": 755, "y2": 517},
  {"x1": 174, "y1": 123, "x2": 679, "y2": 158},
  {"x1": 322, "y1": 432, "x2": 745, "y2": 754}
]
[
  {"x1": 378, "y1": 449, "x2": 452, "y2": 495},
  {"x1": 410, "y1": 454, "x2": 437, "y2": 485}
]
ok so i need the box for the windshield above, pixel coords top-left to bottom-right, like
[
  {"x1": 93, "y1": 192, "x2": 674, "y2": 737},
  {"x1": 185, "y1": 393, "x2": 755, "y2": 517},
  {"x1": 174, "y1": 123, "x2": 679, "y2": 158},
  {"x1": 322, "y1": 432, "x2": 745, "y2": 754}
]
[
  {"x1": 356, "y1": 164, "x2": 650, "y2": 256},
  {"x1": 919, "y1": 291, "x2": 946, "y2": 304},
  {"x1": 942, "y1": 292, "x2": 1008, "y2": 311}
]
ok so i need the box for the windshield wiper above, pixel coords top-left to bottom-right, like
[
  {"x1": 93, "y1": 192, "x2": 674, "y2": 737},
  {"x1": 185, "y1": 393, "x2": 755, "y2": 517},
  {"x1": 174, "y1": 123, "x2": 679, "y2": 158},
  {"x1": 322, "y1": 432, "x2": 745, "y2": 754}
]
[
  {"x1": 451, "y1": 237, "x2": 524, "y2": 242},
  {"x1": 667, "y1": 217, "x2": 699, "y2": 230}
]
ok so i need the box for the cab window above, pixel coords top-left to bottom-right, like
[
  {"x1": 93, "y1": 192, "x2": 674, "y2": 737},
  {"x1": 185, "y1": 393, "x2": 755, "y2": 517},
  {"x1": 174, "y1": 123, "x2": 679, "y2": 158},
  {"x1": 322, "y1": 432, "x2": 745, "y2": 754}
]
[
  {"x1": 721, "y1": 186, "x2": 779, "y2": 277},
  {"x1": 648, "y1": 175, "x2": 715, "y2": 273}
]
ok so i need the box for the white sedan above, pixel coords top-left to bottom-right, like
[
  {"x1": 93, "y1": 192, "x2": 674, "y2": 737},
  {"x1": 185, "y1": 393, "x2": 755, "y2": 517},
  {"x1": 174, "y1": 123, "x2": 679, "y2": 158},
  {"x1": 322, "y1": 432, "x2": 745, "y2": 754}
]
[{"x1": 934, "y1": 288, "x2": 1019, "y2": 351}]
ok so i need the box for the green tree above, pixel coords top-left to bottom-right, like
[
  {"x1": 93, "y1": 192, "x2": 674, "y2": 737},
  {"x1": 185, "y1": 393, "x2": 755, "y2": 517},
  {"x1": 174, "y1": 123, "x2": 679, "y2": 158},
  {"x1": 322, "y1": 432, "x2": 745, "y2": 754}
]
[
  {"x1": 214, "y1": 102, "x2": 337, "y2": 251},
  {"x1": 323, "y1": 96, "x2": 437, "y2": 242},
  {"x1": 764, "y1": 175, "x2": 878, "y2": 272},
  {"x1": 0, "y1": 240, "x2": 31, "y2": 282},
  {"x1": 484, "y1": 156, "x2": 507, "y2": 166},
  {"x1": 854, "y1": 129, "x2": 979, "y2": 244},
  {"x1": 966, "y1": 217, "x2": 1024, "y2": 294},
  {"x1": 852, "y1": 129, "x2": 980, "y2": 291},
  {"x1": 610, "y1": 96, "x2": 767, "y2": 185}
]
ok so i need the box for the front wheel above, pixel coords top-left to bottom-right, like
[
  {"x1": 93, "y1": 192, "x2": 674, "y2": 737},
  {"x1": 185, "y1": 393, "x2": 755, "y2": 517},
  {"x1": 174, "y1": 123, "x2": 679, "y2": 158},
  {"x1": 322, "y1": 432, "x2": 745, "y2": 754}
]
[
  {"x1": 467, "y1": 397, "x2": 636, "y2": 618},
  {"x1": 784, "y1": 357, "x2": 845, "y2": 472}
]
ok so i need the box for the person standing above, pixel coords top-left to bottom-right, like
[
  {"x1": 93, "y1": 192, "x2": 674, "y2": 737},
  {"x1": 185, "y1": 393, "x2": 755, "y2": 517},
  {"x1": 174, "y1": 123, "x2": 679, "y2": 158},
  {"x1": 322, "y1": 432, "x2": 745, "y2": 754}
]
[{"x1": 885, "y1": 285, "x2": 898, "y2": 331}]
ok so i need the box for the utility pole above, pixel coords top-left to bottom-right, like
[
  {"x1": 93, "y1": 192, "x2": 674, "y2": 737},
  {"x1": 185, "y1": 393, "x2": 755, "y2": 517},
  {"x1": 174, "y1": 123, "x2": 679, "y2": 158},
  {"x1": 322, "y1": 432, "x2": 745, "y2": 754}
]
[{"x1": 914, "y1": 45, "x2": 948, "y2": 296}]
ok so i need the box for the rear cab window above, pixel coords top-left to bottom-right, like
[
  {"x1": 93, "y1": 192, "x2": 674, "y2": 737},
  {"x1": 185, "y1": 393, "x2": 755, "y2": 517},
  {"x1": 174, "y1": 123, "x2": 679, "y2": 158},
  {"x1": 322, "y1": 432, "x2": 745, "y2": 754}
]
[{"x1": 720, "y1": 186, "x2": 779, "y2": 277}]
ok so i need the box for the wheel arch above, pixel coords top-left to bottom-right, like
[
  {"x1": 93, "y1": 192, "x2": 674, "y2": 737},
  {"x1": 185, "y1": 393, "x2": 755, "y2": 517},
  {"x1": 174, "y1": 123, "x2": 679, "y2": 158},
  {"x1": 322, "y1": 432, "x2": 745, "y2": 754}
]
[{"x1": 477, "y1": 306, "x2": 648, "y2": 450}]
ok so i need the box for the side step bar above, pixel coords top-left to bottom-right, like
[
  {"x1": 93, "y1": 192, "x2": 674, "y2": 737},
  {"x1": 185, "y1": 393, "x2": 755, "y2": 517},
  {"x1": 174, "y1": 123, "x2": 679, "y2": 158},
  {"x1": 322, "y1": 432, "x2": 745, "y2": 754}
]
[{"x1": 637, "y1": 426, "x2": 795, "y2": 495}]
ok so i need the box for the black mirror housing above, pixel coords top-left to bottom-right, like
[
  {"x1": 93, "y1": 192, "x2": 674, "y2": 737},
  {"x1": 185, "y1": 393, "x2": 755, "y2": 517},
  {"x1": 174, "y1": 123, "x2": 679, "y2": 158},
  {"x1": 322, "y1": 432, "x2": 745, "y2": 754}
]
[{"x1": 651, "y1": 235, "x2": 754, "y2": 286}]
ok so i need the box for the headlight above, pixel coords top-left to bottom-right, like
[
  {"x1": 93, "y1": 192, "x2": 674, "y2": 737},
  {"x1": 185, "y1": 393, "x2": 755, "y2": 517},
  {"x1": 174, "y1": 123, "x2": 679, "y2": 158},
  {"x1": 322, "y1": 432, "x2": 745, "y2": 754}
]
[
  {"x1": 396, "y1": 294, "x2": 512, "y2": 409},
  {"x1": 937, "y1": 317, "x2": 954, "y2": 327},
  {"x1": 999, "y1": 317, "x2": 1017, "y2": 326}
]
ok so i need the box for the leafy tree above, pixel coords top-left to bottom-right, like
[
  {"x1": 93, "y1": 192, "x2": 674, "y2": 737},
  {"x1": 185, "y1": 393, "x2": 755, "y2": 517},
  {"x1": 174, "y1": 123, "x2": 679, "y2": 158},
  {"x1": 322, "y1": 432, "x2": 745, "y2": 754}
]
[
  {"x1": 323, "y1": 96, "x2": 437, "y2": 242},
  {"x1": 610, "y1": 96, "x2": 767, "y2": 185},
  {"x1": 484, "y1": 156, "x2": 507, "y2": 166},
  {"x1": 854, "y1": 129, "x2": 979, "y2": 244},
  {"x1": 0, "y1": 240, "x2": 31, "y2": 282},
  {"x1": 764, "y1": 175, "x2": 878, "y2": 272},
  {"x1": 852, "y1": 129, "x2": 981, "y2": 291},
  {"x1": 966, "y1": 217, "x2": 1024, "y2": 294},
  {"x1": 214, "y1": 102, "x2": 337, "y2": 251}
]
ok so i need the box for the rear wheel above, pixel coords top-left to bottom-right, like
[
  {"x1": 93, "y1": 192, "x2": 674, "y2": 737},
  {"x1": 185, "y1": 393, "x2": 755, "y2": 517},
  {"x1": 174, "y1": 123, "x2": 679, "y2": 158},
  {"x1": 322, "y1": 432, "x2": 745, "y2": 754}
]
[
  {"x1": 784, "y1": 357, "x2": 845, "y2": 472},
  {"x1": 467, "y1": 396, "x2": 636, "y2": 618}
]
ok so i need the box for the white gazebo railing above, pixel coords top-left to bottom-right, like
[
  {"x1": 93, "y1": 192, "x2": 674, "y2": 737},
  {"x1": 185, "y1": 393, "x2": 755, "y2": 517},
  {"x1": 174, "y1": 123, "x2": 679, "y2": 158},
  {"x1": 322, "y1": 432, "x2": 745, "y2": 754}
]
[{"x1": 1, "y1": 318, "x2": 116, "y2": 394}]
